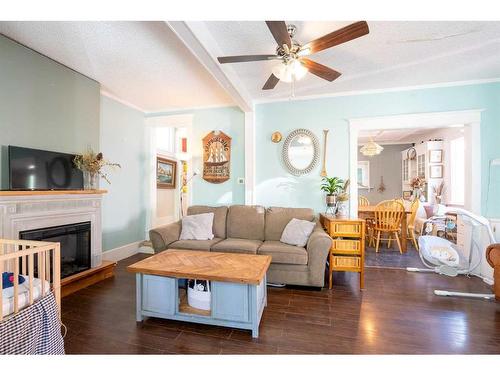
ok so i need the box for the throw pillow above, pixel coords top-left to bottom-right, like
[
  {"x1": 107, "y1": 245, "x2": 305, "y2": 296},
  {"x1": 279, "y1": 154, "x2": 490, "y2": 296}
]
[
  {"x1": 179, "y1": 213, "x2": 215, "y2": 240},
  {"x1": 280, "y1": 218, "x2": 316, "y2": 247}
]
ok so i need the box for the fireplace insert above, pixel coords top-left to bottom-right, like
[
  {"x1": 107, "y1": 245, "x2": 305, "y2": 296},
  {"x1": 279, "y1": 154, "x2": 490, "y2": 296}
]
[{"x1": 20, "y1": 221, "x2": 91, "y2": 279}]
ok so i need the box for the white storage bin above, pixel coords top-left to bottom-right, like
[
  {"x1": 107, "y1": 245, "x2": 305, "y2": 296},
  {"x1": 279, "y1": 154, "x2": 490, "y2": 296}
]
[{"x1": 187, "y1": 279, "x2": 211, "y2": 311}]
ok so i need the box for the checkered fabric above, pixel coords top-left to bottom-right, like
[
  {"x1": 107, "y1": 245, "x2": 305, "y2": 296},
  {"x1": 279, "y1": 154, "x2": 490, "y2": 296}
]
[{"x1": 0, "y1": 292, "x2": 65, "y2": 355}]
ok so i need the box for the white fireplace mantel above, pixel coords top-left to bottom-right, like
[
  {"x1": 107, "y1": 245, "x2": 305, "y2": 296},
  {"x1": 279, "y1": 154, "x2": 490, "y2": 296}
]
[{"x1": 0, "y1": 191, "x2": 105, "y2": 268}]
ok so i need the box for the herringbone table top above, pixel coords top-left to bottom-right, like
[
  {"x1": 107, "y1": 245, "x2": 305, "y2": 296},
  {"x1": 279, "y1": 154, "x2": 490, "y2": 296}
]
[{"x1": 127, "y1": 249, "x2": 271, "y2": 285}]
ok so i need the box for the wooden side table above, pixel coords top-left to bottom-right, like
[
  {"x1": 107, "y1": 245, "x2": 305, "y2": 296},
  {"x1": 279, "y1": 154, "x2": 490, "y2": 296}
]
[{"x1": 319, "y1": 215, "x2": 366, "y2": 290}]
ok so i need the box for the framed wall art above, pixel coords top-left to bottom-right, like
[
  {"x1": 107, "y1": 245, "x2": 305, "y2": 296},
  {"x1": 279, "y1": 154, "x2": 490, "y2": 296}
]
[
  {"x1": 202, "y1": 130, "x2": 231, "y2": 184},
  {"x1": 157, "y1": 156, "x2": 177, "y2": 189},
  {"x1": 429, "y1": 164, "x2": 443, "y2": 178},
  {"x1": 429, "y1": 149, "x2": 443, "y2": 163}
]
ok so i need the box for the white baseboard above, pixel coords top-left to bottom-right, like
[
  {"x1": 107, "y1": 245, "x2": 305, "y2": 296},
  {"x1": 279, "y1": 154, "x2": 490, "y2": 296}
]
[{"x1": 102, "y1": 241, "x2": 142, "y2": 262}]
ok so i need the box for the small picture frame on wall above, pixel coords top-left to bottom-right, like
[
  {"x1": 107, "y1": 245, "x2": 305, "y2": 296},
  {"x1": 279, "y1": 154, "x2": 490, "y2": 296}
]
[
  {"x1": 157, "y1": 156, "x2": 177, "y2": 189},
  {"x1": 429, "y1": 165, "x2": 443, "y2": 178},
  {"x1": 429, "y1": 150, "x2": 443, "y2": 163},
  {"x1": 402, "y1": 191, "x2": 412, "y2": 200}
]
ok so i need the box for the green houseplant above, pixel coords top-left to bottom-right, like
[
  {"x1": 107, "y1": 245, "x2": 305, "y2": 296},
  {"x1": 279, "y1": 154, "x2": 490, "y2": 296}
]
[{"x1": 321, "y1": 176, "x2": 345, "y2": 207}]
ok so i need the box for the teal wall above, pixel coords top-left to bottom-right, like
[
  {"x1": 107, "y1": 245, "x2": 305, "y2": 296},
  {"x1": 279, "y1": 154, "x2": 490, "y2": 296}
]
[
  {"x1": 0, "y1": 35, "x2": 100, "y2": 188},
  {"x1": 100, "y1": 96, "x2": 147, "y2": 250},
  {"x1": 255, "y1": 82, "x2": 500, "y2": 217},
  {"x1": 148, "y1": 106, "x2": 246, "y2": 206}
]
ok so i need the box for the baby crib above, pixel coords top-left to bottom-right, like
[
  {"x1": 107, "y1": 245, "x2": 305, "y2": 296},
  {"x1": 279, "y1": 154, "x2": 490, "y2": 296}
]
[{"x1": 0, "y1": 239, "x2": 63, "y2": 354}]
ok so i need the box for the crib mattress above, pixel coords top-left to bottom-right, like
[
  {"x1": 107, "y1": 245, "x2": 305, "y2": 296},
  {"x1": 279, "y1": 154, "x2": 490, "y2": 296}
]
[{"x1": 2, "y1": 276, "x2": 51, "y2": 318}]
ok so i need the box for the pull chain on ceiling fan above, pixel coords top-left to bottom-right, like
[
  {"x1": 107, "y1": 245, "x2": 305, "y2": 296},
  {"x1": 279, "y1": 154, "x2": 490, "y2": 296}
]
[{"x1": 217, "y1": 21, "x2": 370, "y2": 90}]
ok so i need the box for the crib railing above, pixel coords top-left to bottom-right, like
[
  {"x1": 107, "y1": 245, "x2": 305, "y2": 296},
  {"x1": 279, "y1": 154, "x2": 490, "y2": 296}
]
[{"x1": 0, "y1": 239, "x2": 61, "y2": 321}]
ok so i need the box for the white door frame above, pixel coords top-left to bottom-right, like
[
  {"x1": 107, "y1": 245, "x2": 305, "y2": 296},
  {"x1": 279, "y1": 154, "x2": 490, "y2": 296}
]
[
  {"x1": 348, "y1": 109, "x2": 483, "y2": 217},
  {"x1": 145, "y1": 114, "x2": 193, "y2": 236}
]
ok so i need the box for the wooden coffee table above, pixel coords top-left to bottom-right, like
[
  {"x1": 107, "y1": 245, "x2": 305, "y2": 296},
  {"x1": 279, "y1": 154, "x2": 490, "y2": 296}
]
[{"x1": 127, "y1": 249, "x2": 271, "y2": 338}]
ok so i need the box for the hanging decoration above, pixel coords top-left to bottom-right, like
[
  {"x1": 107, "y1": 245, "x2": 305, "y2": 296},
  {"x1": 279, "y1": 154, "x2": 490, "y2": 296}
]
[
  {"x1": 377, "y1": 176, "x2": 386, "y2": 193},
  {"x1": 202, "y1": 131, "x2": 231, "y2": 184},
  {"x1": 360, "y1": 138, "x2": 384, "y2": 157}
]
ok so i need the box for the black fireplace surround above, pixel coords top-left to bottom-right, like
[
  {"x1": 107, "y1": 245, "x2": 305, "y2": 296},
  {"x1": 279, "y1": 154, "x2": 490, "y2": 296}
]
[{"x1": 20, "y1": 221, "x2": 91, "y2": 279}]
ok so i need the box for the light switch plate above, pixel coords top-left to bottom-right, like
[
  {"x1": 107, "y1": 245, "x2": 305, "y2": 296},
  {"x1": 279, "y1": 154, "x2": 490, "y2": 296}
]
[{"x1": 237, "y1": 177, "x2": 245, "y2": 184}]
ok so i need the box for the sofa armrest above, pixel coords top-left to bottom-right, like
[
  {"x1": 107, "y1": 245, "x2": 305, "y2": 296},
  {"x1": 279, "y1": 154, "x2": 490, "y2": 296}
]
[
  {"x1": 306, "y1": 222, "x2": 332, "y2": 271},
  {"x1": 149, "y1": 221, "x2": 182, "y2": 253}
]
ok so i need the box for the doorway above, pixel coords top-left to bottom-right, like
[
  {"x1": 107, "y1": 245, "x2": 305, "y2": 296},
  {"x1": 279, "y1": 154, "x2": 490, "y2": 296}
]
[{"x1": 348, "y1": 110, "x2": 481, "y2": 269}]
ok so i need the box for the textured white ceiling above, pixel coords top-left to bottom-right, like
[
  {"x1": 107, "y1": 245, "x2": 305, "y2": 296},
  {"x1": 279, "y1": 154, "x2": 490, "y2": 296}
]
[
  {"x1": 0, "y1": 21, "x2": 234, "y2": 112},
  {"x1": 1, "y1": 21, "x2": 500, "y2": 111},
  {"x1": 205, "y1": 21, "x2": 500, "y2": 101}
]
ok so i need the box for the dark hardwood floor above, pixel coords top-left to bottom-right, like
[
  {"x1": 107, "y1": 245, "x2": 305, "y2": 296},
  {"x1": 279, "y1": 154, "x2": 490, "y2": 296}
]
[{"x1": 62, "y1": 253, "x2": 500, "y2": 354}]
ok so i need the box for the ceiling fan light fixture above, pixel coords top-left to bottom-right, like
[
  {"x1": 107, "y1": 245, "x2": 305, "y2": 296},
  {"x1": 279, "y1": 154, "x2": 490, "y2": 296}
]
[
  {"x1": 360, "y1": 138, "x2": 384, "y2": 157},
  {"x1": 272, "y1": 59, "x2": 308, "y2": 83}
]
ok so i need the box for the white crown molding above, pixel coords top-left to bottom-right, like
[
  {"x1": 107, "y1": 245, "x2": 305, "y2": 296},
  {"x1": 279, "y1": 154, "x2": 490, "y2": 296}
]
[
  {"x1": 253, "y1": 77, "x2": 500, "y2": 105},
  {"x1": 145, "y1": 103, "x2": 238, "y2": 116},
  {"x1": 100, "y1": 89, "x2": 146, "y2": 113}
]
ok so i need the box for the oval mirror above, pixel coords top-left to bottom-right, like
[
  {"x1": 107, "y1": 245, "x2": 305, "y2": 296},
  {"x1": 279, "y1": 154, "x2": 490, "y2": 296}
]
[{"x1": 282, "y1": 129, "x2": 319, "y2": 176}]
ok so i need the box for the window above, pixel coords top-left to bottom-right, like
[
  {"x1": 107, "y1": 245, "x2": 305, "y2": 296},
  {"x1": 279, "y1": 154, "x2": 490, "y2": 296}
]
[
  {"x1": 403, "y1": 159, "x2": 409, "y2": 181},
  {"x1": 417, "y1": 154, "x2": 425, "y2": 177},
  {"x1": 450, "y1": 137, "x2": 465, "y2": 205}
]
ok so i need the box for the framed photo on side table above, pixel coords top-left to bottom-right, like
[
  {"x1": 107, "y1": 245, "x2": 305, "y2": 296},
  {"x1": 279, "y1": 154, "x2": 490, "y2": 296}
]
[
  {"x1": 157, "y1": 156, "x2": 177, "y2": 189},
  {"x1": 429, "y1": 165, "x2": 443, "y2": 178}
]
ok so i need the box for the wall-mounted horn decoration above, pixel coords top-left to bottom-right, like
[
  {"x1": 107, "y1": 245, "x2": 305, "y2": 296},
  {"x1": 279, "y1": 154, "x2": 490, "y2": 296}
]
[{"x1": 320, "y1": 129, "x2": 329, "y2": 177}]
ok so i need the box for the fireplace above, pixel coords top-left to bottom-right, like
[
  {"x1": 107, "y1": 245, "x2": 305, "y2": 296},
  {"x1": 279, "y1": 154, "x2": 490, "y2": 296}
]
[{"x1": 20, "y1": 221, "x2": 91, "y2": 279}]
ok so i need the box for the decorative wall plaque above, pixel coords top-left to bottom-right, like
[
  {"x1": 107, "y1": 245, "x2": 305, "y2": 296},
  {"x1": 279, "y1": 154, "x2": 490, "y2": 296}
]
[{"x1": 202, "y1": 131, "x2": 231, "y2": 184}]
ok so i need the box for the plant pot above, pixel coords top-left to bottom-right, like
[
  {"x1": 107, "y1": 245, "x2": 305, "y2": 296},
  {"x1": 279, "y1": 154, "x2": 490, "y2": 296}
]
[
  {"x1": 326, "y1": 194, "x2": 337, "y2": 207},
  {"x1": 83, "y1": 171, "x2": 98, "y2": 190},
  {"x1": 337, "y1": 201, "x2": 349, "y2": 217}
]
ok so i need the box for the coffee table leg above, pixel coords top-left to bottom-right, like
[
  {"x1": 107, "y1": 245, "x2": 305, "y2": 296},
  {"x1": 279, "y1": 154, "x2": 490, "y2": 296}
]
[{"x1": 136, "y1": 273, "x2": 144, "y2": 322}]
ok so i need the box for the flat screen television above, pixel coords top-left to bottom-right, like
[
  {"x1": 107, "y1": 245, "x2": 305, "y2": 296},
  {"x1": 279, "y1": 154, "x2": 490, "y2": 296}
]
[{"x1": 8, "y1": 146, "x2": 84, "y2": 190}]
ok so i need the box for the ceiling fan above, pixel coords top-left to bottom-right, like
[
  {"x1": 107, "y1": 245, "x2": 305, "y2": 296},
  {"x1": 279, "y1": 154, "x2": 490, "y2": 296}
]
[{"x1": 217, "y1": 21, "x2": 369, "y2": 90}]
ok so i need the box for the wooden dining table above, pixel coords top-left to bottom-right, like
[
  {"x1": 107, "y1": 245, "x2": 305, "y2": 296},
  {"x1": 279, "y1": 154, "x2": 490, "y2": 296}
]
[{"x1": 358, "y1": 205, "x2": 412, "y2": 252}]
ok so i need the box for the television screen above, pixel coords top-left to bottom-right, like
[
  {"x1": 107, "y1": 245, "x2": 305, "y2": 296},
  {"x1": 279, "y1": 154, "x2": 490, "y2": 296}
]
[{"x1": 8, "y1": 146, "x2": 84, "y2": 190}]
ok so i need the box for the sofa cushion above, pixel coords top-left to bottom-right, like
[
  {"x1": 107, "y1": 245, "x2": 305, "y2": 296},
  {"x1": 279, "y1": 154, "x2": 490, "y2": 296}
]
[
  {"x1": 211, "y1": 238, "x2": 263, "y2": 254},
  {"x1": 258, "y1": 241, "x2": 308, "y2": 265},
  {"x1": 227, "y1": 205, "x2": 265, "y2": 241},
  {"x1": 264, "y1": 207, "x2": 315, "y2": 241},
  {"x1": 179, "y1": 213, "x2": 214, "y2": 240},
  {"x1": 280, "y1": 218, "x2": 316, "y2": 247},
  {"x1": 169, "y1": 238, "x2": 223, "y2": 252},
  {"x1": 187, "y1": 206, "x2": 228, "y2": 238}
]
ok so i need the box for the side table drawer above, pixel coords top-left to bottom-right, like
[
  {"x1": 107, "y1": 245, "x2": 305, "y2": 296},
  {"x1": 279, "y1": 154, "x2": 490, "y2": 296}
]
[
  {"x1": 332, "y1": 239, "x2": 361, "y2": 255},
  {"x1": 331, "y1": 255, "x2": 361, "y2": 271},
  {"x1": 329, "y1": 221, "x2": 363, "y2": 237}
]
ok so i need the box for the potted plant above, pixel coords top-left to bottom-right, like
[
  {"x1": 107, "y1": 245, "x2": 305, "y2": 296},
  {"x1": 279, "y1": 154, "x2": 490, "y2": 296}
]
[
  {"x1": 321, "y1": 176, "x2": 345, "y2": 208},
  {"x1": 74, "y1": 148, "x2": 121, "y2": 190}
]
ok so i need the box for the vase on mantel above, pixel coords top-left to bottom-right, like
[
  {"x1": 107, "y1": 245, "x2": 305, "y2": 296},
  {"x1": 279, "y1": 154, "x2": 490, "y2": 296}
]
[{"x1": 83, "y1": 171, "x2": 98, "y2": 190}]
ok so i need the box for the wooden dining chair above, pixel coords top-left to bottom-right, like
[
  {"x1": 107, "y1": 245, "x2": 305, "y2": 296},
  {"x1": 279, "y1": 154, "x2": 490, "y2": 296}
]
[
  {"x1": 358, "y1": 196, "x2": 375, "y2": 246},
  {"x1": 373, "y1": 200, "x2": 405, "y2": 254},
  {"x1": 358, "y1": 196, "x2": 370, "y2": 207},
  {"x1": 407, "y1": 199, "x2": 420, "y2": 251}
]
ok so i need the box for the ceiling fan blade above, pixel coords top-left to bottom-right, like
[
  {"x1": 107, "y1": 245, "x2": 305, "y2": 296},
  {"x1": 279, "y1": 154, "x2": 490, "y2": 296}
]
[
  {"x1": 301, "y1": 21, "x2": 369, "y2": 55},
  {"x1": 217, "y1": 55, "x2": 280, "y2": 64},
  {"x1": 262, "y1": 74, "x2": 280, "y2": 90},
  {"x1": 265, "y1": 21, "x2": 292, "y2": 48},
  {"x1": 301, "y1": 58, "x2": 341, "y2": 81}
]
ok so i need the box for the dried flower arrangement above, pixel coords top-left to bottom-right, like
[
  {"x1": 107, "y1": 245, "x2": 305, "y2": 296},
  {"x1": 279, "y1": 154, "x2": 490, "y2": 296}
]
[
  {"x1": 73, "y1": 148, "x2": 121, "y2": 184},
  {"x1": 337, "y1": 179, "x2": 350, "y2": 202},
  {"x1": 432, "y1": 181, "x2": 446, "y2": 204},
  {"x1": 409, "y1": 176, "x2": 426, "y2": 190}
]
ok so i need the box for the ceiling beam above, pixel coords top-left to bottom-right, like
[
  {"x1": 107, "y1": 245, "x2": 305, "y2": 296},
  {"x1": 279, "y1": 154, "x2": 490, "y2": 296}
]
[{"x1": 166, "y1": 21, "x2": 253, "y2": 112}]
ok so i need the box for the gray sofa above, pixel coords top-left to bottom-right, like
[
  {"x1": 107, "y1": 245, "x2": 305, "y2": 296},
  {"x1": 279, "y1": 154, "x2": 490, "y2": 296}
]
[{"x1": 149, "y1": 205, "x2": 332, "y2": 288}]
